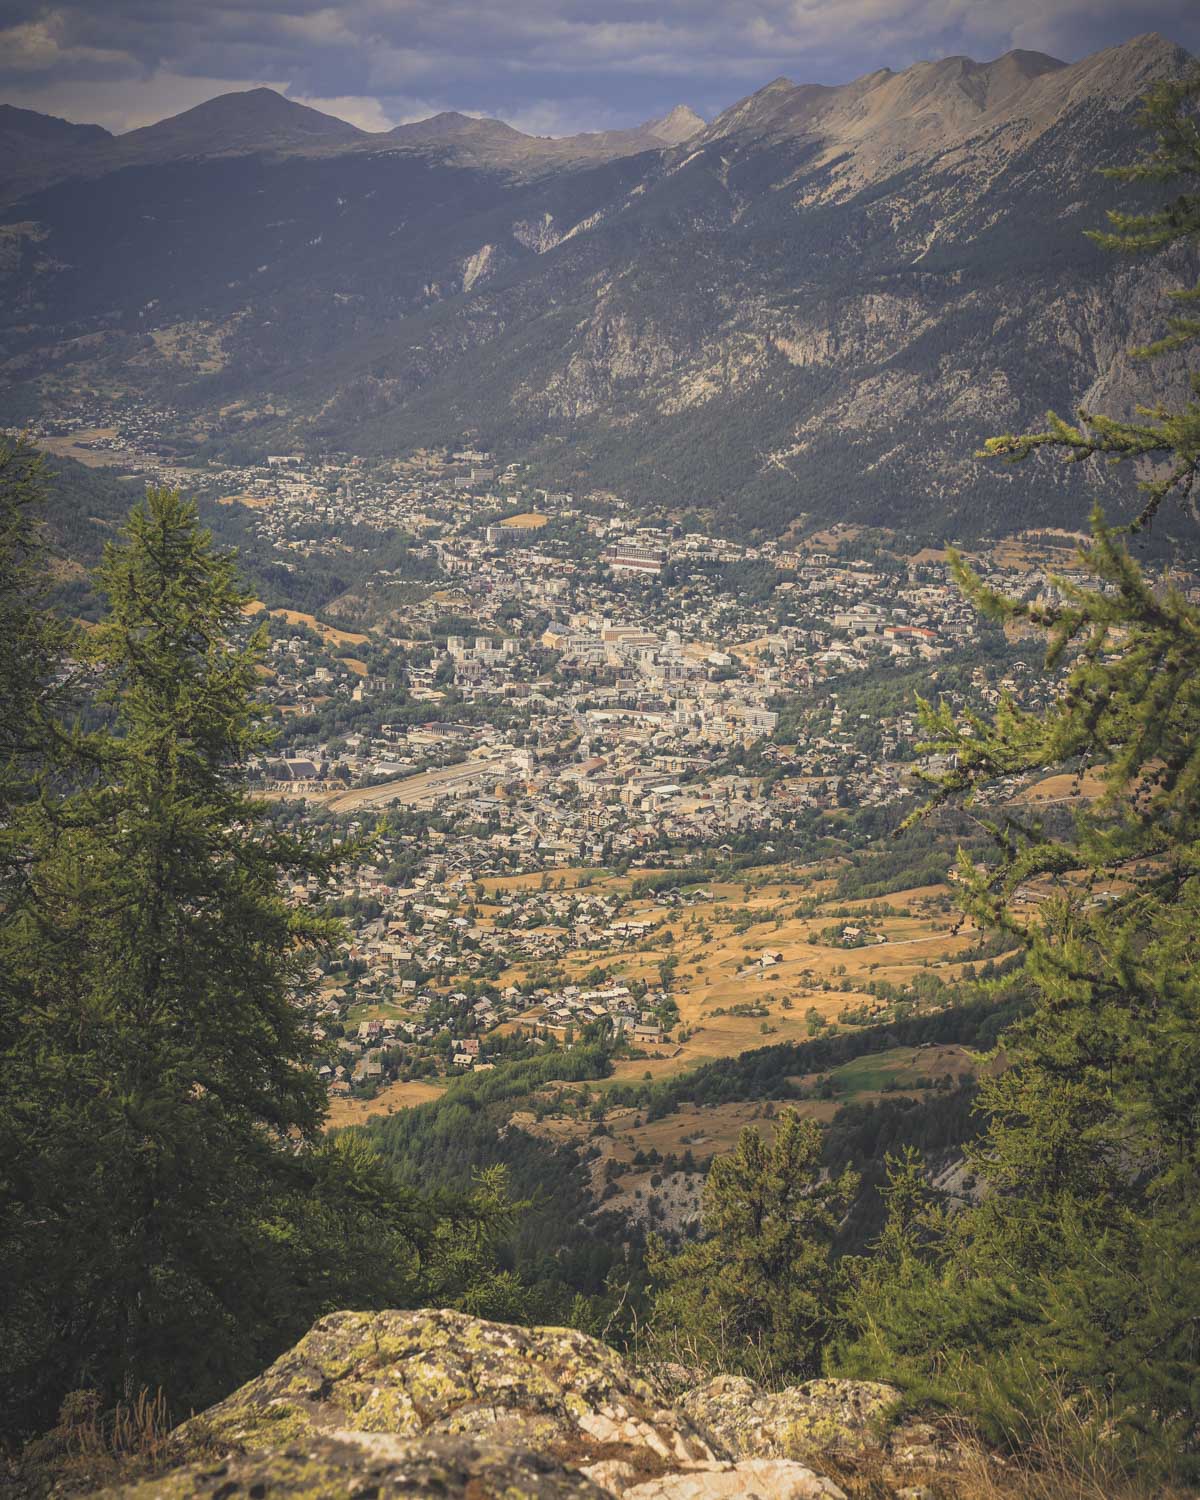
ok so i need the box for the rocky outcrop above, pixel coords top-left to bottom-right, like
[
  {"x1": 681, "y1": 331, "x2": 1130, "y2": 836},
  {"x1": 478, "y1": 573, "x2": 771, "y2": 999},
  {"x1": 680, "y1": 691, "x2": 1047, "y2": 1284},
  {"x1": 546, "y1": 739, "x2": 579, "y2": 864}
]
[
  {"x1": 679, "y1": 1373, "x2": 971, "y2": 1486},
  {"x1": 92, "y1": 1310, "x2": 972, "y2": 1499},
  {"x1": 109, "y1": 1432, "x2": 609, "y2": 1499},
  {"x1": 166, "y1": 1307, "x2": 716, "y2": 1465},
  {"x1": 620, "y1": 1459, "x2": 844, "y2": 1499},
  {"x1": 680, "y1": 1375, "x2": 901, "y2": 1461}
]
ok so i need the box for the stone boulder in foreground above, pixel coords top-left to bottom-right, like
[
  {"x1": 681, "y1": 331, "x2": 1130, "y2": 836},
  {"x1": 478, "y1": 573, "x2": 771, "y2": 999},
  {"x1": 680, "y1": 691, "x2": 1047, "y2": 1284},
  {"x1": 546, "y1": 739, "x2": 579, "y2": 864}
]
[{"x1": 97, "y1": 1308, "x2": 961, "y2": 1498}]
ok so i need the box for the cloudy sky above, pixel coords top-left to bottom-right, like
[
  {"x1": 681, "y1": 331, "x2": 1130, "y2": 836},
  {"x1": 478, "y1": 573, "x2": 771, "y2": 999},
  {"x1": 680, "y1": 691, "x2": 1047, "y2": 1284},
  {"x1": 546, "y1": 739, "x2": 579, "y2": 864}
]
[{"x1": 2, "y1": 0, "x2": 1198, "y2": 136}]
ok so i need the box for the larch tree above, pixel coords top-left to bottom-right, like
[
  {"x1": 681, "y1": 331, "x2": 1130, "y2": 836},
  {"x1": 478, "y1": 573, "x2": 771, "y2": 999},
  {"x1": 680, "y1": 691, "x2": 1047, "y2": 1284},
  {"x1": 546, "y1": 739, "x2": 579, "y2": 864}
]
[
  {"x1": 835, "y1": 70, "x2": 1200, "y2": 1483},
  {"x1": 649, "y1": 1109, "x2": 857, "y2": 1382},
  {"x1": 0, "y1": 489, "x2": 423, "y2": 1435}
]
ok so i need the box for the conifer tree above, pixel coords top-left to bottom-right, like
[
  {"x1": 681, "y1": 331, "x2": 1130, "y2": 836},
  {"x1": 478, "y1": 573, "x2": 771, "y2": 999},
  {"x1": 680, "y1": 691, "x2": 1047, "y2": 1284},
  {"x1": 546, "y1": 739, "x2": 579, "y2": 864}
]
[
  {"x1": 0, "y1": 440, "x2": 66, "y2": 828},
  {"x1": 0, "y1": 489, "x2": 423, "y2": 1435},
  {"x1": 836, "y1": 70, "x2": 1200, "y2": 1481},
  {"x1": 648, "y1": 1110, "x2": 857, "y2": 1381}
]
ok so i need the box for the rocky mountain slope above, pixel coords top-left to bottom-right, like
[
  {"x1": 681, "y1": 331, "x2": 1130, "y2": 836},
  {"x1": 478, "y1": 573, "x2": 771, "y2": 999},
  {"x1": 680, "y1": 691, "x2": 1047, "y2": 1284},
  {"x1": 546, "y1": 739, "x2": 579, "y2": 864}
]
[
  {"x1": 1, "y1": 34, "x2": 1195, "y2": 538},
  {"x1": 28, "y1": 1309, "x2": 975, "y2": 1498}
]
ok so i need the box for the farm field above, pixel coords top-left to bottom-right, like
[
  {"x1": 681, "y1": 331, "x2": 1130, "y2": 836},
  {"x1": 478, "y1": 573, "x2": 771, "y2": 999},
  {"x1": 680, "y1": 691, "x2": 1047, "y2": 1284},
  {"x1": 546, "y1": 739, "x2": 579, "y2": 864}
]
[
  {"x1": 478, "y1": 865, "x2": 988, "y2": 1083},
  {"x1": 507, "y1": 876, "x2": 972, "y2": 1038},
  {"x1": 327, "y1": 1078, "x2": 446, "y2": 1128},
  {"x1": 334, "y1": 858, "x2": 1005, "y2": 1141},
  {"x1": 243, "y1": 600, "x2": 371, "y2": 648},
  {"x1": 39, "y1": 427, "x2": 132, "y2": 467},
  {"x1": 1016, "y1": 769, "x2": 1106, "y2": 803}
]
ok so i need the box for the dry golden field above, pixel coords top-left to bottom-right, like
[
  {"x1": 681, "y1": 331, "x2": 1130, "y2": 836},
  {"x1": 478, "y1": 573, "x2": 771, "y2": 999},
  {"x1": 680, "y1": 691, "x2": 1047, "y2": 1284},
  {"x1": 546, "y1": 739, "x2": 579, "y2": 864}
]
[
  {"x1": 1015, "y1": 769, "x2": 1106, "y2": 803},
  {"x1": 327, "y1": 858, "x2": 1007, "y2": 1137},
  {"x1": 465, "y1": 864, "x2": 998, "y2": 1086},
  {"x1": 500, "y1": 512, "x2": 549, "y2": 529},
  {"x1": 38, "y1": 427, "x2": 130, "y2": 467},
  {"x1": 243, "y1": 601, "x2": 370, "y2": 648},
  {"x1": 326, "y1": 1078, "x2": 446, "y2": 1128}
]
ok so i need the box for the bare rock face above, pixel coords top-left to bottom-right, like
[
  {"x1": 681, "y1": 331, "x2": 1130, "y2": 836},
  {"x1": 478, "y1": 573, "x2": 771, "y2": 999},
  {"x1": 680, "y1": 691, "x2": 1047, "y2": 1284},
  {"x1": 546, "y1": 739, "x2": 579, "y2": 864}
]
[{"x1": 623, "y1": 1458, "x2": 846, "y2": 1499}]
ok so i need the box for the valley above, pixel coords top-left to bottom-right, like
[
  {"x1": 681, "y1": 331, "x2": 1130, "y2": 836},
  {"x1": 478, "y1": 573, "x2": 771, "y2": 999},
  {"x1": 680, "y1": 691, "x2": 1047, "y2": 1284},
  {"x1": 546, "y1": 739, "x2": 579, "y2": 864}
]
[
  {"x1": 11, "y1": 420, "x2": 1149, "y2": 1184},
  {"x1": 6, "y1": 15, "x2": 1200, "y2": 1488}
]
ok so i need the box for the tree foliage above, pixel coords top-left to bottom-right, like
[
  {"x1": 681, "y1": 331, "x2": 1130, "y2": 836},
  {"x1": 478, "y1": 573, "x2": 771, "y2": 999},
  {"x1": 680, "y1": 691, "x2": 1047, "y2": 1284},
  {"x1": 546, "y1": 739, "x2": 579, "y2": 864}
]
[
  {"x1": 648, "y1": 1110, "x2": 856, "y2": 1382},
  {"x1": 0, "y1": 487, "x2": 515, "y2": 1439},
  {"x1": 836, "y1": 69, "x2": 1200, "y2": 1483},
  {"x1": 0, "y1": 441, "x2": 68, "y2": 822}
]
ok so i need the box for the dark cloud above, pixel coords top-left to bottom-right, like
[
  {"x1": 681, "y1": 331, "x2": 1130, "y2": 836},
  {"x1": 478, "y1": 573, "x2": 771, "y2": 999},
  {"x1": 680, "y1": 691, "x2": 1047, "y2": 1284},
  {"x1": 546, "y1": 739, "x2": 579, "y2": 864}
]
[{"x1": 2, "y1": 0, "x2": 1198, "y2": 134}]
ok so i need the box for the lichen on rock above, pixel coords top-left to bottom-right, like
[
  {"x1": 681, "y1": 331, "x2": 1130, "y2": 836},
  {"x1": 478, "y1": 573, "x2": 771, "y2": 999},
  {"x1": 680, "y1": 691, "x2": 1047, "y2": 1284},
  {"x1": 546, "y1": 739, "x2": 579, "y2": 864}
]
[
  {"x1": 104, "y1": 1431, "x2": 612, "y2": 1499},
  {"x1": 171, "y1": 1308, "x2": 718, "y2": 1471},
  {"x1": 677, "y1": 1373, "x2": 971, "y2": 1484},
  {"x1": 89, "y1": 1311, "x2": 958, "y2": 1499},
  {"x1": 678, "y1": 1375, "x2": 902, "y2": 1463}
]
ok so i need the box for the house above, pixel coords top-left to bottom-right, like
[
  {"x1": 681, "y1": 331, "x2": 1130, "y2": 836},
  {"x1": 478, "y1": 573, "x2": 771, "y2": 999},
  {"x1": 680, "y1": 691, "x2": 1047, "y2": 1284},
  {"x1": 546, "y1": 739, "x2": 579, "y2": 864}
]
[{"x1": 632, "y1": 1022, "x2": 665, "y2": 1044}]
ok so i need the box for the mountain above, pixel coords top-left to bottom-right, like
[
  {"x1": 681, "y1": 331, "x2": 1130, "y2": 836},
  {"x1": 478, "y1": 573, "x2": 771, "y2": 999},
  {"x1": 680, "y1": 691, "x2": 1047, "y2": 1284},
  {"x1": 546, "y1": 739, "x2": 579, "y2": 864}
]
[
  {"x1": 0, "y1": 104, "x2": 113, "y2": 199},
  {"x1": 0, "y1": 104, "x2": 110, "y2": 148},
  {"x1": 646, "y1": 105, "x2": 707, "y2": 146},
  {"x1": 0, "y1": 92, "x2": 706, "y2": 198},
  {"x1": 700, "y1": 49, "x2": 1070, "y2": 187},
  {"x1": 113, "y1": 87, "x2": 366, "y2": 163},
  {"x1": 372, "y1": 103, "x2": 704, "y2": 174},
  {"x1": 0, "y1": 89, "x2": 365, "y2": 200},
  {"x1": 0, "y1": 34, "x2": 1194, "y2": 539},
  {"x1": 388, "y1": 111, "x2": 521, "y2": 144}
]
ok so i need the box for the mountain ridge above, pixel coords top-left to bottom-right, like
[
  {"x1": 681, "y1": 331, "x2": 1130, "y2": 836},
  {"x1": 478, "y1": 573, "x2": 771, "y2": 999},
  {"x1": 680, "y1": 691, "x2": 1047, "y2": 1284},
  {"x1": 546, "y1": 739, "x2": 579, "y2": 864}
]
[
  {"x1": 0, "y1": 102, "x2": 111, "y2": 145},
  {"x1": 1, "y1": 33, "x2": 1195, "y2": 540},
  {"x1": 0, "y1": 88, "x2": 705, "y2": 194},
  {"x1": 3, "y1": 34, "x2": 1182, "y2": 192}
]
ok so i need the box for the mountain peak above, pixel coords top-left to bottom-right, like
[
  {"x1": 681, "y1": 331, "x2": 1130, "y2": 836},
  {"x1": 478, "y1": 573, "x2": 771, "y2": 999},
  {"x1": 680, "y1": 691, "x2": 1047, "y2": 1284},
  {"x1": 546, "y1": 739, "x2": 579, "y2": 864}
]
[
  {"x1": 387, "y1": 112, "x2": 522, "y2": 144},
  {"x1": 1121, "y1": 29, "x2": 1189, "y2": 56},
  {"x1": 117, "y1": 88, "x2": 364, "y2": 159},
  {"x1": 645, "y1": 104, "x2": 706, "y2": 146},
  {"x1": 1089, "y1": 30, "x2": 1195, "y2": 84}
]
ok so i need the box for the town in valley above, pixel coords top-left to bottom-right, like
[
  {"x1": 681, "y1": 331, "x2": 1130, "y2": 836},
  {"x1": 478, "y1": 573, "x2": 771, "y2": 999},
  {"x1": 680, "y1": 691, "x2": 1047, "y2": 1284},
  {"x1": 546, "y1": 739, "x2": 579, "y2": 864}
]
[{"x1": 16, "y1": 400, "x2": 1186, "y2": 1151}]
